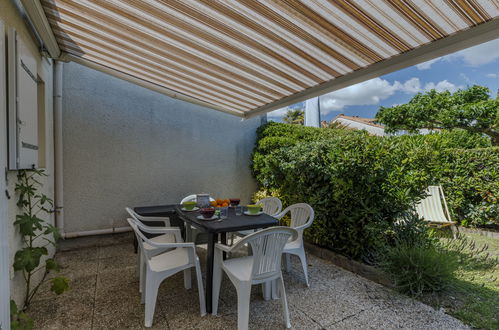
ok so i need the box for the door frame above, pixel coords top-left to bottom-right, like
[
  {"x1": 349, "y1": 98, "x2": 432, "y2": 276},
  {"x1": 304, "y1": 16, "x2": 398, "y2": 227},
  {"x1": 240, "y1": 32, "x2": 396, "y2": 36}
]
[{"x1": 0, "y1": 19, "x2": 12, "y2": 330}]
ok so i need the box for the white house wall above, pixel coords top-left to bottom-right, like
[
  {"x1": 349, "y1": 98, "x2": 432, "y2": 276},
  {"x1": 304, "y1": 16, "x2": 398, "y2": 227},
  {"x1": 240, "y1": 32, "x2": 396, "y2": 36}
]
[
  {"x1": 334, "y1": 117, "x2": 386, "y2": 136},
  {"x1": 0, "y1": 0, "x2": 56, "y2": 308},
  {"x1": 61, "y1": 62, "x2": 262, "y2": 233}
]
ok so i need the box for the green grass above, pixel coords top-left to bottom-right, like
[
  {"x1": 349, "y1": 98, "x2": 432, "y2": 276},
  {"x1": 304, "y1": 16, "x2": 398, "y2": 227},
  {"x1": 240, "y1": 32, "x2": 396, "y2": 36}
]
[{"x1": 421, "y1": 232, "x2": 499, "y2": 329}]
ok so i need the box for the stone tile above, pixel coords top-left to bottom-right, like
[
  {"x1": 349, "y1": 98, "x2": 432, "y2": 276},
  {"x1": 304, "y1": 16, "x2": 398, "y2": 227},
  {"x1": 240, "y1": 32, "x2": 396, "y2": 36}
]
[
  {"x1": 93, "y1": 286, "x2": 169, "y2": 329},
  {"x1": 98, "y1": 255, "x2": 136, "y2": 273},
  {"x1": 96, "y1": 267, "x2": 139, "y2": 293},
  {"x1": 97, "y1": 232, "x2": 135, "y2": 247},
  {"x1": 58, "y1": 236, "x2": 102, "y2": 251},
  {"x1": 26, "y1": 238, "x2": 469, "y2": 330},
  {"x1": 99, "y1": 242, "x2": 136, "y2": 259},
  {"x1": 55, "y1": 246, "x2": 100, "y2": 263},
  {"x1": 33, "y1": 273, "x2": 97, "y2": 302},
  {"x1": 28, "y1": 293, "x2": 94, "y2": 330},
  {"x1": 55, "y1": 255, "x2": 99, "y2": 279}
]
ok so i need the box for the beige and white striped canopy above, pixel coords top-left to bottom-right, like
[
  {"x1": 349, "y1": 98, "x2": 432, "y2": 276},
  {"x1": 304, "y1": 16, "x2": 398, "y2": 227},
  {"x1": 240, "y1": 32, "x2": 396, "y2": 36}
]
[{"x1": 40, "y1": 0, "x2": 499, "y2": 117}]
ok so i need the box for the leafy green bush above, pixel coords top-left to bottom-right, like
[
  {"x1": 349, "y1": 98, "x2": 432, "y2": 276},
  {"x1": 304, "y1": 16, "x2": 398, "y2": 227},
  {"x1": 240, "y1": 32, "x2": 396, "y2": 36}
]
[
  {"x1": 253, "y1": 123, "x2": 437, "y2": 259},
  {"x1": 436, "y1": 147, "x2": 499, "y2": 226},
  {"x1": 252, "y1": 122, "x2": 498, "y2": 259}
]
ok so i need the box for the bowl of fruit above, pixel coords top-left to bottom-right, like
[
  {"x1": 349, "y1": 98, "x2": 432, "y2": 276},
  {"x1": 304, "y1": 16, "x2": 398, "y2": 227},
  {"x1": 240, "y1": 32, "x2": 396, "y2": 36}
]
[
  {"x1": 229, "y1": 198, "x2": 240, "y2": 207},
  {"x1": 199, "y1": 207, "x2": 216, "y2": 219},
  {"x1": 210, "y1": 199, "x2": 230, "y2": 208}
]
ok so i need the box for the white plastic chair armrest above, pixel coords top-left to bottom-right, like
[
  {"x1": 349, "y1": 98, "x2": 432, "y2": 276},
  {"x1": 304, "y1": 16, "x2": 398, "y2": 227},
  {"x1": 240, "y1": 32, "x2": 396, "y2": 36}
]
[
  {"x1": 136, "y1": 225, "x2": 183, "y2": 242},
  {"x1": 294, "y1": 222, "x2": 312, "y2": 231},
  {"x1": 136, "y1": 215, "x2": 170, "y2": 223},
  {"x1": 274, "y1": 211, "x2": 287, "y2": 220},
  {"x1": 144, "y1": 240, "x2": 196, "y2": 249},
  {"x1": 214, "y1": 243, "x2": 232, "y2": 253},
  {"x1": 136, "y1": 224, "x2": 181, "y2": 235}
]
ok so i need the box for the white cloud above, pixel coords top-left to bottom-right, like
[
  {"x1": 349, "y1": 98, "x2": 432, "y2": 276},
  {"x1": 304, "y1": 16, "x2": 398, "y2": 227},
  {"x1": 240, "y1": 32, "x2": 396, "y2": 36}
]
[
  {"x1": 448, "y1": 38, "x2": 499, "y2": 67},
  {"x1": 423, "y1": 80, "x2": 462, "y2": 93},
  {"x1": 486, "y1": 73, "x2": 498, "y2": 78},
  {"x1": 415, "y1": 38, "x2": 499, "y2": 70},
  {"x1": 268, "y1": 77, "x2": 462, "y2": 117},
  {"x1": 416, "y1": 58, "x2": 440, "y2": 70}
]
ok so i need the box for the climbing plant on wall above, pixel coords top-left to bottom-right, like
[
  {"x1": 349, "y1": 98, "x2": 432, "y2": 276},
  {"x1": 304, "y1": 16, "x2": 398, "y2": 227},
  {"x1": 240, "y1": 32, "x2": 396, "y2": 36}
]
[{"x1": 10, "y1": 169, "x2": 69, "y2": 328}]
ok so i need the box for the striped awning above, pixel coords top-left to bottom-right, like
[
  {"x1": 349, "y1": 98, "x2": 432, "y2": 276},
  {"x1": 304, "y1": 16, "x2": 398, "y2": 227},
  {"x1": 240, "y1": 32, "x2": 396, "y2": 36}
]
[{"x1": 40, "y1": 0, "x2": 499, "y2": 117}]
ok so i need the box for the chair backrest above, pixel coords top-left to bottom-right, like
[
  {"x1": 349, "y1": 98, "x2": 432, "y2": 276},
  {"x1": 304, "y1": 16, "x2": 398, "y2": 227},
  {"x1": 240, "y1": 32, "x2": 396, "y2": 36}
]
[
  {"x1": 415, "y1": 185, "x2": 451, "y2": 223},
  {"x1": 284, "y1": 203, "x2": 314, "y2": 229},
  {"x1": 257, "y1": 197, "x2": 282, "y2": 217},
  {"x1": 180, "y1": 194, "x2": 215, "y2": 204},
  {"x1": 127, "y1": 217, "x2": 152, "y2": 259},
  {"x1": 239, "y1": 227, "x2": 297, "y2": 281},
  {"x1": 126, "y1": 207, "x2": 142, "y2": 220},
  {"x1": 125, "y1": 207, "x2": 170, "y2": 226}
]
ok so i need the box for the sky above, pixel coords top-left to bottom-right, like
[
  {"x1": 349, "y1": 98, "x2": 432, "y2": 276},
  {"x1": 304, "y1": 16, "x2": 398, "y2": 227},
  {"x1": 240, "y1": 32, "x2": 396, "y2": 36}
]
[{"x1": 268, "y1": 38, "x2": 499, "y2": 123}]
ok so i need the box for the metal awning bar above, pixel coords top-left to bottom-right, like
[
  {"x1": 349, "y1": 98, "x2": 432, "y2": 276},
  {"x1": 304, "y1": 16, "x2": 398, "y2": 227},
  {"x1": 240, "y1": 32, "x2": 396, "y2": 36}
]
[{"x1": 36, "y1": 0, "x2": 499, "y2": 117}]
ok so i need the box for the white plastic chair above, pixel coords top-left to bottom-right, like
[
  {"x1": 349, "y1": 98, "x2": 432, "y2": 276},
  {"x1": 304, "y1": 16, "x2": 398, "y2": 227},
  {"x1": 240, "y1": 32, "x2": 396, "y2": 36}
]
[
  {"x1": 127, "y1": 218, "x2": 206, "y2": 327},
  {"x1": 236, "y1": 197, "x2": 283, "y2": 238},
  {"x1": 212, "y1": 227, "x2": 298, "y2": 330},
  {"x1": 415, "y1": 185, "x2": 458, "y2": 238},
  {"x1": 180, "y1": 194, "x2": 215, "y2": 244},
  {"x1": 276, "y1": 203, "x2": 315, "y2": 287},
  {"x1": 126, "y1": 207, "x2": 178, "y2": 288}
]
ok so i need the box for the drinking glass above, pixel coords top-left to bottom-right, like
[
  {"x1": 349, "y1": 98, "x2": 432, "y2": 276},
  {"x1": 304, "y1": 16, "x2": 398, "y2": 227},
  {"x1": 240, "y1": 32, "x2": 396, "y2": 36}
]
[
  {"x1": 235, "y1": 205, "x2": 243, "y2": 216},
  {"x1": 219, "y1": 206, "x2": 228, "y2": 219}
]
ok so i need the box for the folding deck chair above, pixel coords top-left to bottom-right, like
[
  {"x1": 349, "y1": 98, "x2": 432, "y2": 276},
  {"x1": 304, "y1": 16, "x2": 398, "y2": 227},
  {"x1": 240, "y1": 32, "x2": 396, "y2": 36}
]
[{"x1": 415, "y1": 185, "x2": 458, "y2": 238}]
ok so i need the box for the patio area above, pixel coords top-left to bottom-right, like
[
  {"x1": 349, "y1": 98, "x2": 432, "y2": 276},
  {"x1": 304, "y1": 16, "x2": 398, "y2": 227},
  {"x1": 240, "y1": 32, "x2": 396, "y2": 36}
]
[{"x1": 28, "y1": 232, "x2": 467, "y2": 330}]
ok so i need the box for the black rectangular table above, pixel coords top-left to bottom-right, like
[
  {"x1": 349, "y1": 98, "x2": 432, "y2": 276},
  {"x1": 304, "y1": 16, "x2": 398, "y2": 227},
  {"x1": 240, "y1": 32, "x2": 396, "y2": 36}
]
[{"x1": 135, "y1": 204, "x2": 278, "y2": 314}]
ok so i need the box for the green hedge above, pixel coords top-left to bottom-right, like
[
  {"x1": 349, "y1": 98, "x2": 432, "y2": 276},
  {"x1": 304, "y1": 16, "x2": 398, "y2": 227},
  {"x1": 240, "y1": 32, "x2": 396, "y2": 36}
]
[
  {"x1": 436, "y1": 147, "x2": 499, "y2": 226},
  {"x1": 251, "y1": 123, "x2": 498, "y2": 259}
]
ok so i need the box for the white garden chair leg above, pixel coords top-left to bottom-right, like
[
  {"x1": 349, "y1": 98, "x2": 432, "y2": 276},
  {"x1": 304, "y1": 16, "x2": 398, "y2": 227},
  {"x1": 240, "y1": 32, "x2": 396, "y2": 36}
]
[
  {"x1": 212, "y1": 253, "x2": 223, "y2": 315},
  {"x1": 195, "y1": 259, "x2": 207, "y2": 316},
  {"x1": 284, "y1": 253, "x2": 291, "y2": 272},
  {"x1": 184, "y1": 269, "x2": 192, "y2": 289},
  {"x1": 144, "y1": 273, "x2": 161, "y2": 327},
  {"x1": 139, "y1": 253, "x2": 144, "y2": 293},
  {"x1": 236, "y1": 283, "x2": 252, "y2": 330},
  {"x1": 277, "y1": 275, "x2": 291, "y2": 329},
  {"x1": 296, "y1": 249, "x2": 309, "y2": 287},
  {"x1": 141, "y1": 262, "x2": 147, "y2": 304},
  {"x1": 262, "y1": 281, "x2": 271, "y2": 300}
]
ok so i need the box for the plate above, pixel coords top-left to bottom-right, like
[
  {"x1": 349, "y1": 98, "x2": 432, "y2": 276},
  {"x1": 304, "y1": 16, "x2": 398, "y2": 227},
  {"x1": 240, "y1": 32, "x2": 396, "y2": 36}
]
[
  {"x1": 197, "y1": 215, "x2": 218, "y2": 220},
  {"x1": 244, "y1": 211, "x2": 263, "y2": 216},
  {"x1": 182, "y1": 207, "x2": 199, "y2": 211}
]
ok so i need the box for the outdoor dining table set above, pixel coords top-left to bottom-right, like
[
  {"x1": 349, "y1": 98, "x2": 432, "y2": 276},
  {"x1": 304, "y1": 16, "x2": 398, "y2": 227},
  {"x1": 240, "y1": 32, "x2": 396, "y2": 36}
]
[{"x1": 127, "y1": 195, "x2": 315, "y2": 330}]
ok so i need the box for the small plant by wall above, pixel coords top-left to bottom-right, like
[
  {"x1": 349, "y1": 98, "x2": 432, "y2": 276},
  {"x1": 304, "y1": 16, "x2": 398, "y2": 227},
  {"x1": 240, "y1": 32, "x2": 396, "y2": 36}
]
[{"x1": 10, "y1": 169, "x2": 69, "y2": 329}]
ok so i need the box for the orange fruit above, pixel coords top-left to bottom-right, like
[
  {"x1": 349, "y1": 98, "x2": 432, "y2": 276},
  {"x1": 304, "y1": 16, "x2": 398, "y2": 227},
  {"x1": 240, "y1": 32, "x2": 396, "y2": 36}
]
[
  {"x1": 210, "y1": 201, "x2": 217, "y2": 207},
  {"x1": 216, "y1": 199, "x2": 222, "y2": 205},
  {"x1": 222, "y1": 202, "x2": 228, "y2": 207},
  {"x1": 224, "y1": 199, "x2": 230, "y2": 204}
]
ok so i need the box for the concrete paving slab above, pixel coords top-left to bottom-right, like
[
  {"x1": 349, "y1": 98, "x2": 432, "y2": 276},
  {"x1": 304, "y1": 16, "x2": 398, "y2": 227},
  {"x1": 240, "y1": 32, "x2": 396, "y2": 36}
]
[{"x1": 27, "y1": 233, "x2": 469, "y2": 330}]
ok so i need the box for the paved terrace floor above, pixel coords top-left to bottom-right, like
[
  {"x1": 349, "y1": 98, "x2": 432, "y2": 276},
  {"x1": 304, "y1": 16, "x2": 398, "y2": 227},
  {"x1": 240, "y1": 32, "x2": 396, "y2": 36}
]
[{"x1": 28, "y1": 233, "x2": 468, "y2": 329}]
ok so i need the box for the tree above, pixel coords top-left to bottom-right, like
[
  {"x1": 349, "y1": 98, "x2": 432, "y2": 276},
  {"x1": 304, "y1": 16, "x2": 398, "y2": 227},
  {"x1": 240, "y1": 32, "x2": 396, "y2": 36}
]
[
  {"x1": 376, "y1": 85, "x2": 499, "y2": 145},
  {"x1": 283, "y1": 109, "x2": 304, "y2": 125}
]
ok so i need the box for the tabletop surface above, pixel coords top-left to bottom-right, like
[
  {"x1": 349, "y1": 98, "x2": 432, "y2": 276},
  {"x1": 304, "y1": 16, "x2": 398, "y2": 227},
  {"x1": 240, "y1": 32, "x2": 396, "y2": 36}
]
[{"x1": 175, "y1": 205, "x2": 279, "y2": 233}]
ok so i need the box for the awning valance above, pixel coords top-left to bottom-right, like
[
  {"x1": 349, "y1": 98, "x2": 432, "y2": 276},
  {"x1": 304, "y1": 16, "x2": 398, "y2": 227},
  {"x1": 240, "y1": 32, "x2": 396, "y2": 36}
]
[{"x1": 37, "y1": 0, "x2": 499, "y2": 117}]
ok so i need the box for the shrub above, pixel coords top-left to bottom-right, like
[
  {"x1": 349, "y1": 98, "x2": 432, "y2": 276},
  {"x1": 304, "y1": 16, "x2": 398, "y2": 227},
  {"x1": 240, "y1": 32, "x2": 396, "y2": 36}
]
[
  {"x1": 436, "y1": 147, "x2": 499, "y2": 226},
  {"x1": 251, "y1": 123, "x2": 498, "y2": 259},
  {"x1": 253, "y1": 124, "x2": 436, "y2": 259},
  {"x1": 380, "y1": 243, "x2": 458, "y2": 297}
]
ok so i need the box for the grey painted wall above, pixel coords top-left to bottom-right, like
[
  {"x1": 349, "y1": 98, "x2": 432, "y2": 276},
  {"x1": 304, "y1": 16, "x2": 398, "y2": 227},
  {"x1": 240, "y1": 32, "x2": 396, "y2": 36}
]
[{"x1": 62, "y1": 62, "x2": 263, "y2": 233}]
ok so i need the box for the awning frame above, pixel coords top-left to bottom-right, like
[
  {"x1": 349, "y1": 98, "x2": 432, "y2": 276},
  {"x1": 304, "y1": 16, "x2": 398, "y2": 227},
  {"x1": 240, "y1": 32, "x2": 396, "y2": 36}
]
[{"x1": 20, "y1": 1, "x2": 499, "y2": 119}]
